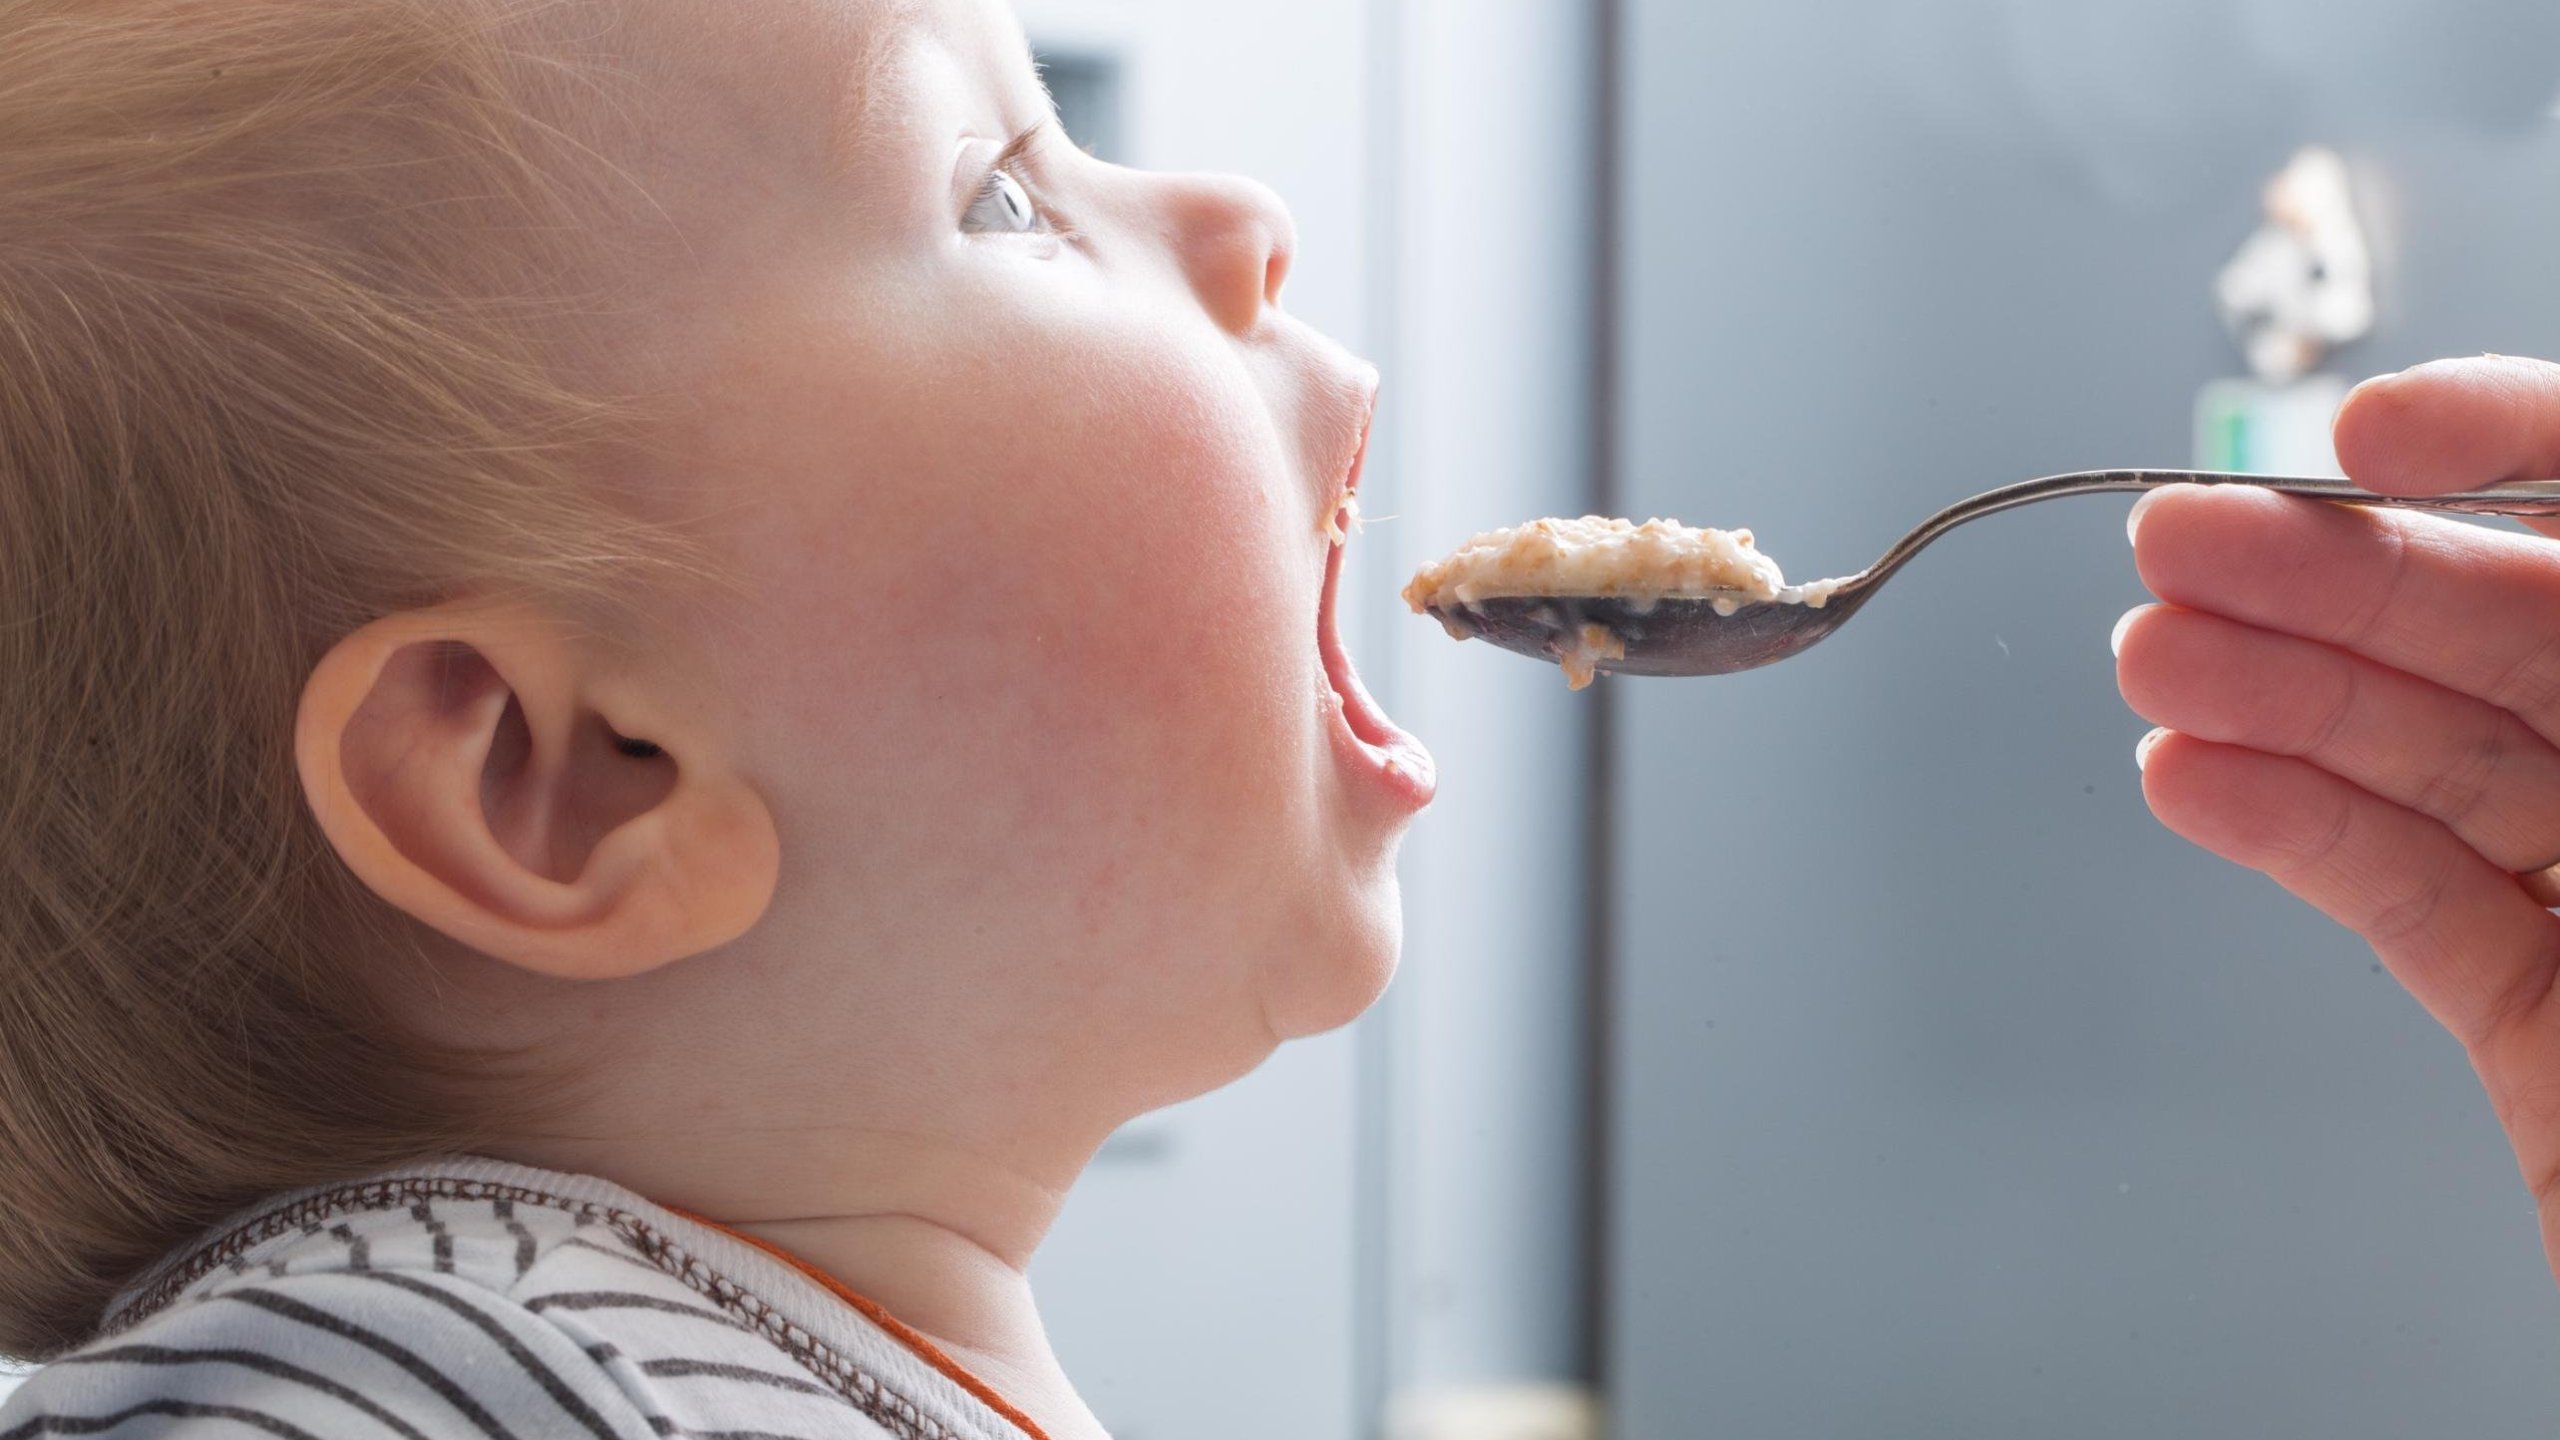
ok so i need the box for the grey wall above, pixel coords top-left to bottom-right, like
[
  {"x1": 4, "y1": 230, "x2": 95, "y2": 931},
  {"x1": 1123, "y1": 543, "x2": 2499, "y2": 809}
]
[
  {"x1": 1608, "y1": 3, "x2": 2560, "y2": 1437},
  {"x1": 1373, "y1": 0, "x2": 1602, "y2": 1405}
]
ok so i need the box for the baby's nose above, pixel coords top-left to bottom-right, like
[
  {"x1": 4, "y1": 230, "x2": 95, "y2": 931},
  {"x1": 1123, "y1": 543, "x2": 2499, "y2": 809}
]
[{"x1": 1161, "y1": 171, "x2": 1296, "y2": 335}]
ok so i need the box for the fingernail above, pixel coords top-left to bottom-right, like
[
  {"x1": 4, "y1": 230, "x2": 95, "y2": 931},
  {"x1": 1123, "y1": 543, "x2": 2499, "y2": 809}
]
[
  {"x1": 2126, "y1": 488, "x2": 2165, "y2": 547},
  {"x1": 2110, "y1": 607, "x2": 2143, "y2": 658},
  {"x1": 2135, "y1": 727, "x2": 2171, "y2": 772}
]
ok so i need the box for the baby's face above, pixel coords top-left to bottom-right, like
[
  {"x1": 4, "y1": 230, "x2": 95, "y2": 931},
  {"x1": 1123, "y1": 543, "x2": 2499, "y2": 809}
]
[{"x1": 613, "y1": 0, "x2": 1431, "y2": 1105}]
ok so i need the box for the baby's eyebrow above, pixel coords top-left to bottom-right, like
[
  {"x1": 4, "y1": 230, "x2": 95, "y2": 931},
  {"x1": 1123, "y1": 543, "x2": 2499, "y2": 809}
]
[
  {"x1": 1024, "y1": 49, "x2": 1064, "y2": 126},
  {"x1": 830, "y1": 0, "x2": 925, "y2": 160}
]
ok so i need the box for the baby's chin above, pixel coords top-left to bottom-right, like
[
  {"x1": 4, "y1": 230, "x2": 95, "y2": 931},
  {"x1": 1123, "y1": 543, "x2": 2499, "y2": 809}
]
[{"x1": 1258, "y1": 864, "x2": 1406, "y2": 1043}]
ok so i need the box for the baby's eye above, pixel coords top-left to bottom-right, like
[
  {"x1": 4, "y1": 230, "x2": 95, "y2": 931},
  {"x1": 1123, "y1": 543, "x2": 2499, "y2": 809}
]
[{"x1": 963, "y1": 169, "x2": 1048, "y2": 236}]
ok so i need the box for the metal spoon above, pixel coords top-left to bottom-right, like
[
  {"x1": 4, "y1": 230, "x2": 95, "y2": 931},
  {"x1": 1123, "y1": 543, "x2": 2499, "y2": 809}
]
[{"x1": 1421, "y1": 470, "x2": 2560, "y2": 680}]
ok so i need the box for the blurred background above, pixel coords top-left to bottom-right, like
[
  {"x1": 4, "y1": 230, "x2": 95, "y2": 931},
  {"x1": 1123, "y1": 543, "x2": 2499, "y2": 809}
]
[{"x1": 1008, "y1": 1, "x2": 2560, "y2": 1437}]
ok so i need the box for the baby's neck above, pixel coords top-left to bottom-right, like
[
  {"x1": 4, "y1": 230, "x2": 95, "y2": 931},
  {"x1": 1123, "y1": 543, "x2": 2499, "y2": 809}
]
[
  {"x1": 493, "y1": 1122, "x2": 1107, "y2": 1439},
  {"x1": 739, "y1": 1211, "x2": 1106, "y2": 1440}
]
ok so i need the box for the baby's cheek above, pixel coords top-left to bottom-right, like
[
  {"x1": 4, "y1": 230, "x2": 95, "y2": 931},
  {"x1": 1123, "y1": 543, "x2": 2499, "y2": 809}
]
[
  {"x1": 866, "y1": 291, "x2": 1303, "y2": 759},
  {"x1": 799, "y1": 418, "x2": 1299, "y2": 819},
  {"x1": 1011, "y1": 370, "x2": 1300, "y2": 707},
  {"x1": 1025, "y1": 495, "x2": 1300, "y2": 780}
]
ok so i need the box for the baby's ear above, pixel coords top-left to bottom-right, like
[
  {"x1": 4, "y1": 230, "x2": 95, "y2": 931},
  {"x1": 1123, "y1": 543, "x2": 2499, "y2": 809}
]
[{"x1": 293, "y1": 598, "x2": 778, "y2": 981}]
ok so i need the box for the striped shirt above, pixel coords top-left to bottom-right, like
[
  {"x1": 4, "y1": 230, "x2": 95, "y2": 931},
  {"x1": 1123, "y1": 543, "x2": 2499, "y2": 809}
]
[{"x1": 0, "y1": 1157, "x2": 1042, "y2": 1439}]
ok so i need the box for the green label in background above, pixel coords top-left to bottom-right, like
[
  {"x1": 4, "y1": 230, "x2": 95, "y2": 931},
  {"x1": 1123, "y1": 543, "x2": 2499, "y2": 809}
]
[
  {"x1": 2192, "y1": 375, "x2": 2349, "y2": 477},
  {"x1": 2199, "y1": 400, "x2": 2252, "y2": 472}
]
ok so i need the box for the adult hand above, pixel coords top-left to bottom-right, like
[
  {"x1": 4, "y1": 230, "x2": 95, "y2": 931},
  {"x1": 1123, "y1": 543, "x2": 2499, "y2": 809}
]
[{"x1": 2115, "y1": 355, "x2": 2560, "y2": 1287}]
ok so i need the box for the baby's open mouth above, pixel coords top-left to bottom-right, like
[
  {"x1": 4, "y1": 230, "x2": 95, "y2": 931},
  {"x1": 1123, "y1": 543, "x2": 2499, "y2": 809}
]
[{"x1": 1318, "y1": 421, "x2": 1436, "y2": 804}]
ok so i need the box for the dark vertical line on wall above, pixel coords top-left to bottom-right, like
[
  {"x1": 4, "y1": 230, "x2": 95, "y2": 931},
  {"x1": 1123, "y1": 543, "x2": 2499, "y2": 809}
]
[
  {"x1": 1578, "y1": 0, "x2": 1624, "y2": 1407},
  {"x1": 1351, "y1": 1, "x2": 1405, "y2": 1435}
]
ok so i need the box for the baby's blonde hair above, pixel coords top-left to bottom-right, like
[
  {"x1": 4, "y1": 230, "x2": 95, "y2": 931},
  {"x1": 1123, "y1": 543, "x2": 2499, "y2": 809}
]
[{"x1": 0, "y1": 0, "x2": 722, "y2": 1355}]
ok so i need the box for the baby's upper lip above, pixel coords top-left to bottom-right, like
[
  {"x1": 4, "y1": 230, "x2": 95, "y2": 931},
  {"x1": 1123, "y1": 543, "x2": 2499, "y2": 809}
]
[
  {"x1": 1334, "y1": 369, "x2": 1380, "y2": 503},
  {"x1": 1316, "y1": 375, "x2": 1377, "y2": 555},
  {"x1": 1348, "y1": 385, "x2": 1376, "y2": 495}
]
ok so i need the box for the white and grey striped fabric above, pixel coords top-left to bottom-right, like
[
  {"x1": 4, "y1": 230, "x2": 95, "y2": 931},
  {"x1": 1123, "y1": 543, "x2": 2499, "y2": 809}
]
[{"x1": 0, "y1": 1157, "x2": 1038, "y2": 1439}]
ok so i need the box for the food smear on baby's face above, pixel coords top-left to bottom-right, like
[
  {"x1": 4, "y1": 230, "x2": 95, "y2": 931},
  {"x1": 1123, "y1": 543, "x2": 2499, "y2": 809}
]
[
  {"x1": 1401, "y1": 515, "x2": 1847, "y2": 689},
  {"x1": 1324, "y1": 489, "x2": 1361, "y2": 546}
]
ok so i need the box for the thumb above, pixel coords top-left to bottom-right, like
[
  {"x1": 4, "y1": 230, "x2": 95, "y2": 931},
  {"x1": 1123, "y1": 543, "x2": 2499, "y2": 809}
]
[{"x1": 2334, "y1": 356, "x2": 2560, "y2": 540}]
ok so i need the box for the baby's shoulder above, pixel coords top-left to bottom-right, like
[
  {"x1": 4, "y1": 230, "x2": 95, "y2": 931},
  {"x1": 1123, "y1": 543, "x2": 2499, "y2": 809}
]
[{"x1": 2, "y1": 1175, "x2": 899, "y2": 1439}]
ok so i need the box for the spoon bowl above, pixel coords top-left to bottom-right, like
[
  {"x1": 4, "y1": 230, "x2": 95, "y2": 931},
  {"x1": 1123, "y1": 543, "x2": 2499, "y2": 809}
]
[
  {"x1": 1432, "y1": 589, "x2": 1880, "y2": 677},
  {"x1": 1419, "y1": 470, "x2": 2560, "y2": 682}
]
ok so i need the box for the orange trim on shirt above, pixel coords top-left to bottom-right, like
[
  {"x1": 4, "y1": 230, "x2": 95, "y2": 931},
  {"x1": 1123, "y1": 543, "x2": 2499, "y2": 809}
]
[{"x1": 668, "y1": 1207, "x2": 1054, "y2": 1440}]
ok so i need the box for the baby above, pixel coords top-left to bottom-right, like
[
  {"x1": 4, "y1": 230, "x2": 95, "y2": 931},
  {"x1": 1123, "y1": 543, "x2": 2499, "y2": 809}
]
[
  {"x1": 4, "y1": 2, "x2": 2558, "y2": 1438},
  {"x1": 0, "y1": 1, "x2": 1426, "y2": 1436}
]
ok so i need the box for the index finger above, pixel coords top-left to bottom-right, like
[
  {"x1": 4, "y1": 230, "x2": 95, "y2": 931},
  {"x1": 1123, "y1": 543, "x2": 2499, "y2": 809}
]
[
  {"x1": 2131, "y1": 485, "x2": 2560, "y2": 742},
  {"x1": 2335, "y1": 355, "x2": 2560, "y2": 503}
]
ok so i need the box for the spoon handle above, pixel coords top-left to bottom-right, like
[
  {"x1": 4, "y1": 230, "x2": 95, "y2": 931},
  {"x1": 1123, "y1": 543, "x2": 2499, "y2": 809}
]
[{"x1": 1868, "y1": 470, "x2": 2560, "y2": 585}]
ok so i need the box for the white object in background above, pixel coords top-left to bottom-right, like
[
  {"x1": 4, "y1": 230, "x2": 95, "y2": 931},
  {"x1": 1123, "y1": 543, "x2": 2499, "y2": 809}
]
[
  {"x1": 2214, "y1": 146, "x2": 2374, "y2": 385},
  {"x1": 1386, "y1": 1384, "x2": 1602, "y2": 1440},
  {"x1": 2193, "y1": 373, "x2": 2350, "y2": 477}
]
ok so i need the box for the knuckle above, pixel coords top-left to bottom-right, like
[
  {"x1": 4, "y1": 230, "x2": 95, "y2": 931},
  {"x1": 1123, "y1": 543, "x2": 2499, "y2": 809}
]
[
  {"x1": 2470, "y1": 934, "x2": 2560, "y2": 1055},
  {"x1": 2409, "y1": 711, "x2": 2512, "y2": 835},
  {"x1": 2289, "y1": 660, "x2": 2362, "y2": 759},
  {"x1": 2273, "y1": 790, "x2": 2358, "y2": 875},
  {"x1": 2326, "y1": 515, "x2": 2413, "y2": 652},
  {"x1": 2485, "y1": 625, "x2": 2560, "y2": 724},
  {"x1": 2529, "y1": 1153, "x2": 2560, "y2": 1222},
  {"x1": 2357, "y1": 847, "x2": 2459, "y2": 951},
  {"x1": 2498, "y1": 1081, "x2": 2560, "y2": 1147},
  {"x1": 2518, "y1": 1103, "x2": 2560, "y2": 1210},
  {"x1": 2496, "y1": 1080, "x2": 2560, "y2": 1215},
  {"x1": 2505, "y1": 1078, "x2": 2560, "y2": 1151}
]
